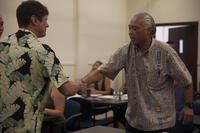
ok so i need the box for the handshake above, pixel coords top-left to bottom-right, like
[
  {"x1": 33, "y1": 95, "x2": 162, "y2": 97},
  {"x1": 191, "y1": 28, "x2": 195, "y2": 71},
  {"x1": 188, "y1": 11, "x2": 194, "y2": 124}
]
[
  {"x1": 75, "y1": 78, "x2": 87, "y2": 91},
  {"x1": 61, "y1": 69, "x2": 101, "y2": 96}
]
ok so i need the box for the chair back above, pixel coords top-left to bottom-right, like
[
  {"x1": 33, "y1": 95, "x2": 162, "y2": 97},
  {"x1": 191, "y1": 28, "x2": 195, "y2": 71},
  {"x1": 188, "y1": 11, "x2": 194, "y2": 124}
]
[
  {"x1": 64, "y1": 99, "x2": 81, "y2": 118},
  {"x1": 69, "y1": 97, "x2": 94, "y2": 119}
]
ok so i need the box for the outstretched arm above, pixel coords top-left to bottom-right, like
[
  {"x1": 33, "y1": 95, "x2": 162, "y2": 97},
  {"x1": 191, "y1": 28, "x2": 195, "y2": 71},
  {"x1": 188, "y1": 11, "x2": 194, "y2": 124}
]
[
  {"x1": 81, "y1": 69, "x2": 104, "y2": 84},
  {"x1": 58, "y1": 80, "x2": 86, "y2": 97}
]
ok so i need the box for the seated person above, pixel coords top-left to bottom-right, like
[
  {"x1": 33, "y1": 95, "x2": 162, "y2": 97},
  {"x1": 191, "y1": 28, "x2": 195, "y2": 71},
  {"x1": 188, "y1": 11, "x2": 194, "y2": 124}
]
[
  {"x1": 87, "y1": 60, "x2": 112, "y2": 95},
  {"x1": 80, "y1": 61, "x2": 112, "y2": 117},
  {"x1": 41, "y1": 83, "x2": 66, "y2": 133}
]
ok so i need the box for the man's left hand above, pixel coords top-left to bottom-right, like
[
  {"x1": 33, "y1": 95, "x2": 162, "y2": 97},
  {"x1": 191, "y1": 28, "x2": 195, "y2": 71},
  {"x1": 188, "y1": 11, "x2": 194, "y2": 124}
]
[{"x1": 179, "y1": 106, "x2": 194, "y2": 124}]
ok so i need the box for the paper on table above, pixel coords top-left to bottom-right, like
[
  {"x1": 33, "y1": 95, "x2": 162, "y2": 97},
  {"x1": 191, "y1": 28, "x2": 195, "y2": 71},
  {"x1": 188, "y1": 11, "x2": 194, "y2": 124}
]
[
  {"x1": 121, "y1": 94, "x2": 128, "y2": 100},
  {"x1": 90, "y1": 94, "x2": 102, "y2": 97},
  {"x1": 97, "y1": 95, "x2": 114, "y2": 99},
  {"x1": 67, "y1": 94, "x2": 82, "y2": 99}
]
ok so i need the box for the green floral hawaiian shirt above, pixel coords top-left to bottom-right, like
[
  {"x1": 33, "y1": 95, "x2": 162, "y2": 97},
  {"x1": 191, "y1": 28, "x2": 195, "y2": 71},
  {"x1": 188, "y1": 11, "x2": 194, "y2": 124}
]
[{"x1": 0, "y1": 29, "x2": 68, "y2": 133}]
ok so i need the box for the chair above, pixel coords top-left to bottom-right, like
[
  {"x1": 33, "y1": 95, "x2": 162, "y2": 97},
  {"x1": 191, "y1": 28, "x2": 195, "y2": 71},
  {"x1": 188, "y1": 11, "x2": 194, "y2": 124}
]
[
  {"x1": 41, "y1": 116, "x2": 66, "y2": 133},
  {"x1": 92, "y1": 88, "x2": 115, "y2": 119},
  {"x1": 69, "y1": 97, "x2": 113, "y2": 129},
  {"x1": 64, "y1": 99, "x2": 82, "y2": 131},
  {"x1": 42, "y1": 113, "x2": 83, "y2": 133},
  {"x1": 41, "y1": 100, "x2": 82, "y2": 133}
]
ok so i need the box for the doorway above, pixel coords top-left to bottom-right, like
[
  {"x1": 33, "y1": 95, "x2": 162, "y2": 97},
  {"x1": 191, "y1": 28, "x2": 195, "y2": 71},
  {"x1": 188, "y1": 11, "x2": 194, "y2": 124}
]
[{"x1": 156, "y1": 22, "x2": 198, "y2": 91}]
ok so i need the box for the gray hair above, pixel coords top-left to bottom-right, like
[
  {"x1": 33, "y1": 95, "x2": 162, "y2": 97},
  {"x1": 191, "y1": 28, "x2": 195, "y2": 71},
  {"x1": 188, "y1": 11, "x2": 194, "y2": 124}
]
[{"x1": 134, "y1": 12, "x2": 156, "y2": 35}]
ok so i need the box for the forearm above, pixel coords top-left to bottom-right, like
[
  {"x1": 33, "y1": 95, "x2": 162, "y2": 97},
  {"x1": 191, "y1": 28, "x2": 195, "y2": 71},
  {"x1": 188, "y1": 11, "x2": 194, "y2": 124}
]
[
  {"x1": 82, "y1": 69, "x2": 104, "y2": 84},
  {"x1": 58, "y1": 81, "x2": 79, "y2": 97},
  {"x1": 44, "y1": 108, "x2": 64, "y2": 117},
  {"x1": 96, "y1": 90, "x2": 111, "y2": 95},
  {"x1": 183, "y1": 83, "x2": 193, "y2": 104}
]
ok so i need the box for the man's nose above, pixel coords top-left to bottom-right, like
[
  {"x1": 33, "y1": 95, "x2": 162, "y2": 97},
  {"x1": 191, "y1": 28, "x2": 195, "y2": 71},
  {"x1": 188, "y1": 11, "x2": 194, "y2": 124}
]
[{"x1": 129, "y1": 30, "x2": 134, "y2": 35}]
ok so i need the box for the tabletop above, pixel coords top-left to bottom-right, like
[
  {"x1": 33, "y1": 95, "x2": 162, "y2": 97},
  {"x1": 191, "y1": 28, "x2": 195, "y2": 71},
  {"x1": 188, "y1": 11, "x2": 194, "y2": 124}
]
[{"x1": 85, "y1": 94, "x2": 128, "y2": 105}]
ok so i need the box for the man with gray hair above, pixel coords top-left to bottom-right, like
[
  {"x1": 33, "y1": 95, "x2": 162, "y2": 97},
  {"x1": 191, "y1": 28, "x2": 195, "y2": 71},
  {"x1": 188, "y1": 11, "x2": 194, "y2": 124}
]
[{"x1": 81, "y1": 12, "x2": 193, "y2": 132}]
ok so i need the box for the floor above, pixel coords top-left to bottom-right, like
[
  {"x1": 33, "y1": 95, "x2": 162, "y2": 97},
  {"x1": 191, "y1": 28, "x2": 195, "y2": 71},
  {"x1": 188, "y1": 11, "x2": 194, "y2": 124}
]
[{"x1": 95, "y1": 111, "x2": 125, "y2": 129}]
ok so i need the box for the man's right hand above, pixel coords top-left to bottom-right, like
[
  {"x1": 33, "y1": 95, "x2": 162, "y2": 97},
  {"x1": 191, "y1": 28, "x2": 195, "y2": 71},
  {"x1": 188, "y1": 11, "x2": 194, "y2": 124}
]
[{"x1": 75, "y1": 79, "x2": 87, "y2": 91}]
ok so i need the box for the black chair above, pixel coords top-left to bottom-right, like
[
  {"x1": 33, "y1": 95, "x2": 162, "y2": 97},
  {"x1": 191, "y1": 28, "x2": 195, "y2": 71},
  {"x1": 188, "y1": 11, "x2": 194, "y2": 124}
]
[
  {"x1": 41, "y1": 116, "x2": 66, "y2": 133},
  {"x1": 41, "y1": 113, "x2": 82, "y2": 133},
  {"x1": 69, "y1": 97, "x2": 113, "y2": 129},
  {"x1": 41, "y1": 100, "x2": 82, "y2": 133},
  {"x1": 64, "y1": 99, "x2": 82, "y2": 131}
]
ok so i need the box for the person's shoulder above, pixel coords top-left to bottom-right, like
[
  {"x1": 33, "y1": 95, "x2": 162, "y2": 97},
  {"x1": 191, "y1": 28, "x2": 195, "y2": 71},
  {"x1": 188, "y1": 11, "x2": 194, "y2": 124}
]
[
  {"x1": 0, "y1": 34, "x2": 15, "y2": 51},
  {"x1": 115, "y1": 42, "x2": 130, "y2": 53},
  {"x1": 1, "y1": 32, "x2": 17, "y2": 44},
  {"x1": 121, "y1": 42, "x2": 130, "y2": 49},
  {"x1": 41, "y1": 44, "x2": 55, "y2": 53},
  {"x1": 153, "y1": 39, "x2": 171, "y2": 50},
  {"x1": 0, "y1": 40, "x2": 10, "y2": 47},
  {"x1": 153, "y1": 39, "x2": 177, "y2": 56}
]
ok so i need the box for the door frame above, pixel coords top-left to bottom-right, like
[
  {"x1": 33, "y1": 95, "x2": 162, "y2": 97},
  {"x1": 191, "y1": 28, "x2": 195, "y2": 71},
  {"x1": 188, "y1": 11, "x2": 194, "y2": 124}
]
[{"x1": 156, "y1": 21, "x2": 198, "y2": 91}]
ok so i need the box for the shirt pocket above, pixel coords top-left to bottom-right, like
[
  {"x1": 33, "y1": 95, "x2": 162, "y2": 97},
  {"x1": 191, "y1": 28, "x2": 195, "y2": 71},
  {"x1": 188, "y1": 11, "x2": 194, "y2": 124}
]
[{"x1": 147, "y1": 66, "x2": 162, "y2": 90}]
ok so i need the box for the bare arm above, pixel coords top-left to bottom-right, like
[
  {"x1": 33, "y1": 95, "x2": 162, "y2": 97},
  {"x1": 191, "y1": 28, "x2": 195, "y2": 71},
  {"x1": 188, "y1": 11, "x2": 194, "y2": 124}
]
[
  {"x1": 58, "y1": 80, "x2": 86, "y2": 97},
  {"x1": 183, "y1": 84, "x2": 193, "y2": 104},
  {"x1": 82, "y1": 69, "x2": 104, "y2": 84},
  {"x1": 98, "y1": 77, "x2": 111, "y2": 95},
  {"x1": 104, "y1": 77, "x2": 111, "y2": 90},
  {"x1": 44, "y1": 88, "x2": 65, "y2": 117}
]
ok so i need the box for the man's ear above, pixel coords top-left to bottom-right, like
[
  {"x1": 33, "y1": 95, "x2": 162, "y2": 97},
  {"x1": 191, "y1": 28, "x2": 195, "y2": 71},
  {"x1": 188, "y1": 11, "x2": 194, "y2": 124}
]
[
  {"x1": 30, "y1": 15, "x2": 38, "y2": 26},
  {"x1": 147, "y1": 27, "x2": 153, "y2": 35}
]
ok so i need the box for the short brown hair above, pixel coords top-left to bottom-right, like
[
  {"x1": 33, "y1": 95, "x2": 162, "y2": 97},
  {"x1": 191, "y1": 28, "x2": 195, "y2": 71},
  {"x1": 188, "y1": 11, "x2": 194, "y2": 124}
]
[{"x1": 16, "y1": 0, "x2": 49, "y2": 27}]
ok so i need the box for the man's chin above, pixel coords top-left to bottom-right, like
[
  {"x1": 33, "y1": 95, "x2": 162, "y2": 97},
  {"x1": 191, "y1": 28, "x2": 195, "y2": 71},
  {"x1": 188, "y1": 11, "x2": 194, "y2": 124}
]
[
  {"x1": 38, "y1": 34, "x2": 46, "y2": 38},
  {"x1": 131, "y1": 40, "x2": 136, "y2": 44}
]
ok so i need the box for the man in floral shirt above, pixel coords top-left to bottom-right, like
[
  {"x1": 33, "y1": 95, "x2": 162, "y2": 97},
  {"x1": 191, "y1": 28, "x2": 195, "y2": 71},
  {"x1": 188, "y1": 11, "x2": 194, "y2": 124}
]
[{"x1": 0, "y1": 1, "x2": 86, "y2": 132}]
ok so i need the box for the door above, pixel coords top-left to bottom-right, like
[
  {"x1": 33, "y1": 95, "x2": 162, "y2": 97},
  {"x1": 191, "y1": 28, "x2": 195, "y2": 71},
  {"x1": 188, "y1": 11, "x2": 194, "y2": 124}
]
[{"x1": 168, "y1": 25, "x2": 197, "y2": 90}]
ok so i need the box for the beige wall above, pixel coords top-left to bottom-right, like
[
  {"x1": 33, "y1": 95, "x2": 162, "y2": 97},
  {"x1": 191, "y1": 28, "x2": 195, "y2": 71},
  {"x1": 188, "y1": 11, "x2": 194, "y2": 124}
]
[
  {"x1": 40, "y1": 0, "x2": 77, "y2": 79},
  {"x1": 76, "y1": 0, "x2": 127, "y2": 89}
]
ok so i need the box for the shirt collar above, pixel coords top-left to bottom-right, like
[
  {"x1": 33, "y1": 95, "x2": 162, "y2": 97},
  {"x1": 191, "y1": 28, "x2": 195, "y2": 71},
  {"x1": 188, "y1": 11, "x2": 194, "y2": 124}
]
[
  {"x1": 134, "y1": 38, "x2": 155, "y2": 56},
  {"x1": 19, "y1": 28, "x2": 37, "y2": 38}
]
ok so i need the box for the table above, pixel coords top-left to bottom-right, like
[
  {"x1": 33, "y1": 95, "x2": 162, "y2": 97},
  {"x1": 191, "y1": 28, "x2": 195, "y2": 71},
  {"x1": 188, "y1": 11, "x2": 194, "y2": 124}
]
[
  {"x1": 85, "y1": 95, "x2": 127, "y2": 127},
  {"x1": 73, "y1": 126, "x2": 125, "y2": 133},
  {"x1": 85, "y1": 95, "x2": 128, "y2": 105}
]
